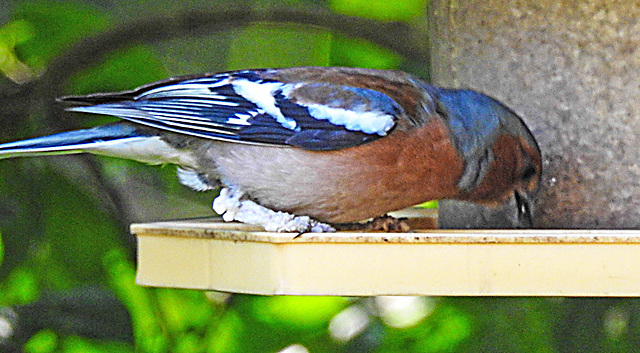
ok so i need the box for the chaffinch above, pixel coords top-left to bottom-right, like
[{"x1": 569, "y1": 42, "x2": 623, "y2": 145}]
[{"x1": 0, "y1": 67, "x2": 541, "y2": 232}]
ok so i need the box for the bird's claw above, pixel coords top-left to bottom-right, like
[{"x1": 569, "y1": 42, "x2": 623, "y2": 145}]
[{"x1": 336, "y1": 215, "x2": 412, "y2": 232}]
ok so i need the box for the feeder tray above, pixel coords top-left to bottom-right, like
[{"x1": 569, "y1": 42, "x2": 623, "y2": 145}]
[{"x1": 133, "y1": 208, "x2": 640, "y2": 296}]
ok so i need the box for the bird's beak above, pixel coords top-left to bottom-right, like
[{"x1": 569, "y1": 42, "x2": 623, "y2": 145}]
[
  {"x1": 513, "y1": 190, "x2": 535, "y2": 228},
  {"x1": 438, "y1": 191, "x2": 536, "y2": 229}
]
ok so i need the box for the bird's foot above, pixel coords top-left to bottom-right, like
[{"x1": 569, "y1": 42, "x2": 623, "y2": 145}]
[
  {"x1": 212, "y1": 188, "x2": 335, "y2": 233},
  {"x1": 336, "y1": 215, "x2": 412, "y2": 232}
]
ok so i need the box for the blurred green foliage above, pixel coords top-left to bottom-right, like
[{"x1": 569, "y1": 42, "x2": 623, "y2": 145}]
[
  {"x1": 1, "y1": 1, "x2": 639, "y2": 353},
  {"x1": 227, "y1": 24, "x2": 332, "y2": 69},
  {"x1": 12, "y1": 1, "x2": 110, "y2": 71},
  {"x1": 0, "y1": 20, "x2": 36, "y2": 83},
  {"x1": 329, "y1": 0, "x2": 427, "y2": 21}
]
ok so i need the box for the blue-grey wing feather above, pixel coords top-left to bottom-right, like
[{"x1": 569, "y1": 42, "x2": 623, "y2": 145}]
[{"x1": 64, "y1": 70, "x2": 403, "y2": 151}]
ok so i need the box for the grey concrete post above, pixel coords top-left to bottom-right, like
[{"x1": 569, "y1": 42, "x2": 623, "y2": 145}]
[{"x1": 431, "y1": 1, "x2": 640, "y2": 228}]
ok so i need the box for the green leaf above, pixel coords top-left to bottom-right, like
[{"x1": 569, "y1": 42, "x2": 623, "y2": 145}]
[
  {"x1": 416, "y1": 200, "x2": 439, "y2": 209},
  {"x1": 330, "y1": 35, "x2": 401, "y2": 70},
  {"x1": 173, "y1": 332, "x2": 202, "y2": 353},
  {"x1": 0, "y1": 266, "x2": 40, "y2": 304},
  {"x1": 12, "y1": 0, "x2": 110, "y2": 71},
  {"x1": 330, "y1": 0, "x2": 427, "y2": 21},
  {"x1": 379, "y1": 303, "x2": 471, "y2": 353},
  {"x1": 227, "y1": 23, "x2": 332, "y2": 69},
  {"x1": 206, "y1": 310, "x2": 243, "y2": 353},
  {"x1": 416, "y1": 306, "x2": 472, "y2": 352},
  {"x1": 24, "y1": 329, "x2": 58, "y2": 353},
  {"x1": 155, "y1": 288, "x2": 214, "y2": 334},
  {"x1": 0, "y1": 19, "x2": 37, "y2": 82},
  {"x1": 103, "y1": 250, "x2": 168, "y2": 353},
  {"x1": 251, "y1": 296, "x2": 349, "y2": 330}
]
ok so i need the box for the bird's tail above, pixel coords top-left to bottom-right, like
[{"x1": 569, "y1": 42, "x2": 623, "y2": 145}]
[{"x1": 0, "y1": 123, "x2": 163, "y2": 163}]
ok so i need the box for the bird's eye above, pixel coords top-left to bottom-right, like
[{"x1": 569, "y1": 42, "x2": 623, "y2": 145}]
[{"x1": 520, "y1": 164, "x2": 537, "y2": 182}]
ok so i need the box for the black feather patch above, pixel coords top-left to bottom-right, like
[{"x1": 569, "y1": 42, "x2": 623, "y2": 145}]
[{"x1": 285, "y1": 129, "x2": 377, "y2": 151}]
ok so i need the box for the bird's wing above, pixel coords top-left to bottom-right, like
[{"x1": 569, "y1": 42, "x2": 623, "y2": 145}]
[{"x1": 60, "y1": 69, "x2": 413, "y2": 151}]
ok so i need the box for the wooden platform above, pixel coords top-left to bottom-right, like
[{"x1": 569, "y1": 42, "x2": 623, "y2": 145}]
[{"x1": 132, "y1": 210, "x2": 640, "y2": 296}]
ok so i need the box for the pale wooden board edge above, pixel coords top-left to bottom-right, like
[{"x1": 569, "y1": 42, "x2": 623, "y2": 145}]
[{"x1": 133, "y1": 218, "x2": 640, "y2": 296}]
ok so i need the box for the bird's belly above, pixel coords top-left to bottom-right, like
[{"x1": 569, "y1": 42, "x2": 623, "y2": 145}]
[{"x1": 203, "y1": 127, "x2": 463, "y2": 223}]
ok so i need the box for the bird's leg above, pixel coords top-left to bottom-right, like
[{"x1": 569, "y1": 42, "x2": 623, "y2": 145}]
[{"x1": 212, "y1": 187, "x2": 335, "y2": 233}]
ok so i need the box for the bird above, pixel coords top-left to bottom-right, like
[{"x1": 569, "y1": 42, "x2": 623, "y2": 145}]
[{"x1": 0, "y1": 67, "x2": 542, "y2": 232}]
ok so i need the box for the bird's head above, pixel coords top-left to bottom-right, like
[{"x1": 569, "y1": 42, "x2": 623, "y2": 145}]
[
  {"x1": 433, "y1": 87, "x2": 542, "y2": 228},
  {"x1": 491, "y1": 97, "x2": 542, "y2": 228}
]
